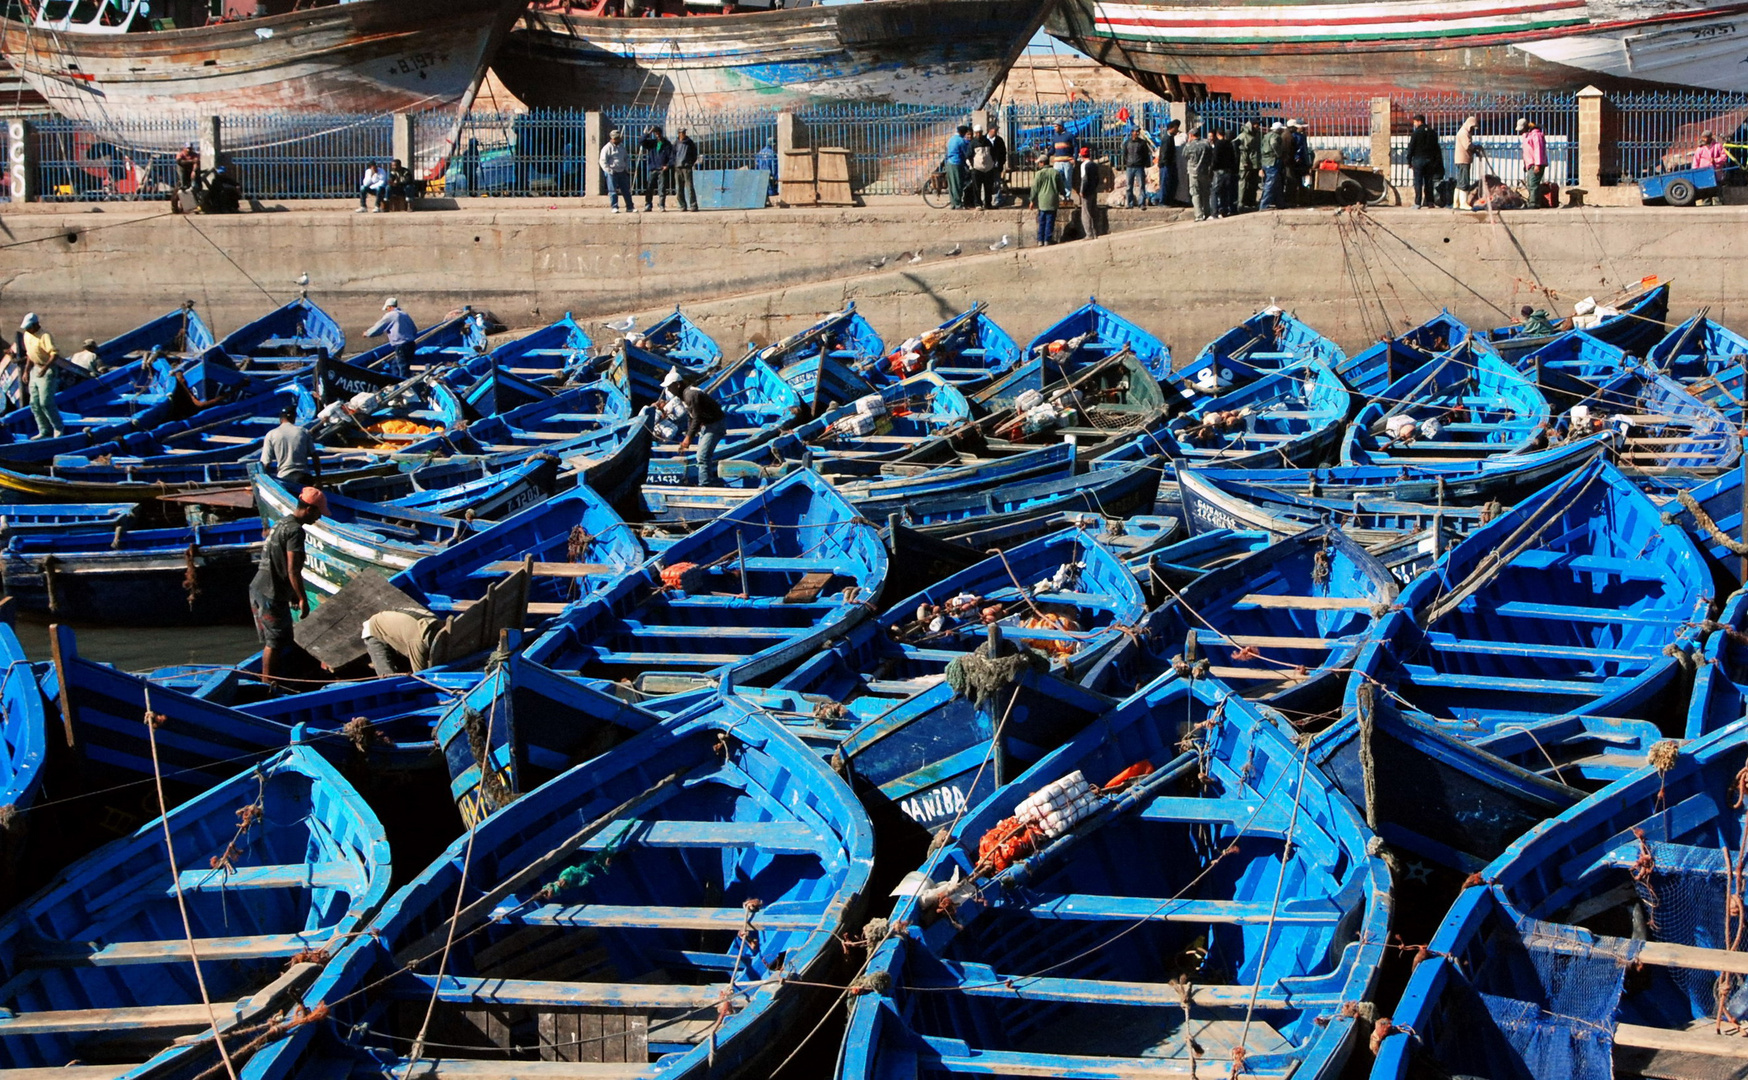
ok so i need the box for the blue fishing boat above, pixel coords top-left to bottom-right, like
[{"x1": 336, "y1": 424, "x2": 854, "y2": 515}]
[
  {"x1": 1563, "y1": 362, "x2": 1739, "y2": 485},
  {"x1": 1658, "y1": 464, "x2": 1748, "y2": 586},
  {"x1": 481, "y1": 311, "x2": 595, "y2": 384},
  {"x1": 449, "y1": 412, "x2": 654, "y2": 516},
  {"x1": 943, "y1": 349, "x2": 1169, "y2": 460},
  {"x1": 1184, "y1": 305, "x2": 1349, "y2": 394},
  {"x1": 1025, "y1": 295, "x2": 1172, "y2": 378},
  {"x1": 392, "y1": 480, "x2": 644, "y2": 623},
  {"x1": 1307, "y1": 682, "x2": 1583, "y2": 871},
  {"x1": 839, "y1": 672, "x2": 1389, "y2": 1080},
  {"x1": 351, "y1": 308, "x2": 489, "y2": 376},
  {"x1": 843, "y1": 441, "x2": 1079, "y2": 521},
  {"x1": 1483, "y1": 279, "x2": 1670, "y2": 362},
  {"x1": 633, "y1": 306, "x2": 724, "y2": 370},
  {"x1": 756, "y1": 304, "x2": 885, "y2": 410},
  {"x1": 0, "y1": 615, "x2": 45, "y2": 880},
  {"x1": 218, "y1": 295, "x2": 348, "y2": 371},
  {"x1": 734, "y1": 373, "x2": 973, "y2": 475},
  {"x1": 432, "y1": 652, "x2": 659, "y2": 825},
  {"x1": 1342, "y1": 341, "x2": 1550, "y2": 466},
  {"x1": 1348, "y1": 459, "x2": 1709, "y2": 783},
  {"x1": 53, "y1": 383, "x2": 315, "y2": 471},
  {"x1": 1373, "y1": 717, "x2": 1748, "y2": 1080},
  {"x1": 1, "y1": 515, "x2": 262, "y2": 624},
  {"x1": 1141, "y1": 527, "x2": 1275, "y2": 589},
  {"x1": 897, "y1": 302, "x2": 1023, "y2": 391},
  {"x1": 1685, "y1": 588, "x2": 1748, "y2": 739},
  {"x1": 645, "y1": 359, "x2": 807, "y2": 486},
  {"x1": 0, "y1": 745, "x2": 390, "y2": 1080},
  {"x1": 0, "y1": 503, "x2": 135, "y2": 533},
  {"x1": 93, "y1": 302, "x2": 218, "y2": 369},
  {"x1": 526, "y1": 468, "x2": 887, "y2": 683},
  {"x1": 229, "y1": 705, "x2": 873, "y2": 1080},
  {"x1": 598, "y1": 309, "x2": 723, "y2": 406},
  {"x1": 1162, "y1": 359, "x2": 1350, "y2": 469},
  {"x1": 1646, "y1": 311, "x2": 1748, "y2": 414},
  {"x1": 1087, "y1": 524, "x2": 1398, "y2": 718},
  {"x1": 431, "y1": 379, "x2": 632, "y2": 457},
  {"x1": 901, "y1": 456, "x2": 1164, "y2": 542},
  {"x1": 1334, "y1": 309, "x2": 1474, "y2": 399}
]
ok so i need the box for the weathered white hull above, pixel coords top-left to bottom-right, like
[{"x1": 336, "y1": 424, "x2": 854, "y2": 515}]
[
  {"x1": 494, "y1": 0, "x2": 1052, "y2": 111},
  {"x1": 0, "y1": 0, "x2": 524, "y2": 145}
]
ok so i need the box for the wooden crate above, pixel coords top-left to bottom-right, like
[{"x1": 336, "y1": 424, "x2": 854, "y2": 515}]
[
  {"x1": 780, "y1": 148, "x2": 817, "y2": 206},
  {"x1": 816, "y1": 147, "x2": 855, "y2": 206}
]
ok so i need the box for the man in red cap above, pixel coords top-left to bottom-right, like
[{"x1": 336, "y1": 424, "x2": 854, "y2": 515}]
[{"x1": 250, "y1": 486, "x2": 326, "y2": 681}]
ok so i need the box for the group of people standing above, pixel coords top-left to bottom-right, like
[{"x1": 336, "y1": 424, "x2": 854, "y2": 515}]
[
  {"x1": 1153, "y1": 119, "x2": 1316, "y2": 220},
  {"x1": 1406, "y1": 115, "x2": 1561, "y2": 209},
  {"x1": 942, "y1": 123, "x2": 1010, "y2": 209},
  {"x1": 597, "y1": 125, "x2": 703, "y2": 213}
]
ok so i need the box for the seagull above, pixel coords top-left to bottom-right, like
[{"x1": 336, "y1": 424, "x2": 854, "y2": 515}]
[
  {"x1": 943, "y1": 243, "x2": 962, "y2": 257},
  {"x1": 906, "y1": 251, "x2": 924, "y2": 264},
  {"x1": 989, "y1": 234, "x2": 1011, "y2": 251},
  {"x1": 867, "y1": 256, "x2": 887, "y2": 271},
  {"x1": 294, "y1": 272, "x2": 309, "y2": 289},
  {"x1": 602, "y1": 315, "x2": 637, "y2": 334}
]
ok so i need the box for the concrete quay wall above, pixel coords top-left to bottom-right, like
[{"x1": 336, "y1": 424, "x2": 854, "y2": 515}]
[{"x1": 0, "y1": 199, "x2": 1738, "y2": 358}]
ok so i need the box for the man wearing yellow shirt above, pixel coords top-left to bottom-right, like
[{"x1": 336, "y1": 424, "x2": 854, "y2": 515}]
[{"x1": 15, "y1": 313, "x2": 65, "y2": 439}]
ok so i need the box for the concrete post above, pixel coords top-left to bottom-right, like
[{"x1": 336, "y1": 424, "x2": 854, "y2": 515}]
[
  {"x1": 392, "y1": 113, "x2": 415, "y2": 170},
  {"x1": 1370, "y1": 97, "x2": 1392, "y2": 172},
  {"x1": 971, "y1": 108, "x2": 990, "y2": 135},
  {"x1": 1576, "y1": 85, "x2": 1614, "y2": 187},
  {"x1": 199, "y1": 115, "x2": 221, "y2": 173},
  {"x1": 776, "y1": 111, "x2": 802, "y2": 157},
  {"x1": 6, "y1": 119, "x2": 33, "y2": 203},
  {"x1": 1169, "y1": 101, "x2": 1190, "y2": 132},
  {"x1": 584, "y1": 111, "x2": 606, "y2": 198}
]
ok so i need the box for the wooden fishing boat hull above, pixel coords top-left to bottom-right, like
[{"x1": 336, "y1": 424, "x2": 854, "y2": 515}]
[
  {"x1": 0, "y1": 518, "x2": 260, "y2": 625},
  {"x1": 495, "y1": 0, "x2": 1049, "y2": 112},
  {"x1": 1, "y1": 0, "x2": 522, "y2": 137},
  {"x1": 0, "y1": 616, "x2": 45, "y2": 902},
  {"x1": 906, "y1": 456, "x2": 1164, "y2": 540}
]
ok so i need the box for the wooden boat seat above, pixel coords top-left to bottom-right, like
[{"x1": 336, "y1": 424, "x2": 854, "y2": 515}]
[
  {"x1": 451, "y1": 599, "x2": 566, "y2": 616},
  {"x1": 1487, "y1": 601, "x2": 1674, "y2": 626},
  {"x1": 915, "y1": 959, "x2": 1341, "y2": 1010},
  {"x1": 1403, "y1": 666, "x2": 1616, "y2": 696},
  {"x1": 1216, "y1": 634, "x2": 1337, "y2": 650},
  {"x1": 505, "y1": 902, "x2": 819, "y2": 933},
  {"x1": 654, "y1": 593, "x2": 846, "y2": 610},
  {"x1": 1138, "y1": 796, "x2": 1295, "y2": 833},
  {"x1": 1504, "y1": 550, "x2": 1673, "y2": 581},
  {"x1": 386, "y1": 1062, "x2": 650, "y2": 1080},
  {"x1": 480, "y1": 561, "x2": 616, "y2": 578},
  {"x1": 588, "y1": 651, "x2": 745, "y2": 667},
  {"x1": 620, "y1": 624, "x2": 811, "y2": 641},
  {"x1": 1024, "y1": 893, "x2": 1341, "y2": 925},
  {"x1": 574, "y1": 818, "x2": 825, "y2": 855},
  {"x1": 0, "y1": 961, "x2": 317, "y2": 1036},
  {"x1": 1427, "y1": 637, "x2": 1647, "y2": 664},
  {"x1": 394, "y1": 974, "x2": 735, "y2": 1012},
  {"x1": 171, "y1": 861, "x2": 361, "y2": 894},
  {"x1": 735, "y1": 557, "x2": 846, "y2": 572},
  {"x1": 22, "y1": 930, "x2": 333, "y2": 967},
  {"x1": 914, "y1": 1034, "x2": 1293, "y2": 1077},
  {"x1": 1207, "y1": 666, "x2": 1308, "y2": 683},
  {"x1": 1236, "y1": 594, "x2": 1374, "y2": 610}
]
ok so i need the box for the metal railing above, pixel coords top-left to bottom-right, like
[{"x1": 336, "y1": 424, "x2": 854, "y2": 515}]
[
  {"x1": 1612, "y1": 90, "x2": 1748, "y2": 183},
  {"x1": 17, "y1": 93, "x2": 1748, "y2": 202}
]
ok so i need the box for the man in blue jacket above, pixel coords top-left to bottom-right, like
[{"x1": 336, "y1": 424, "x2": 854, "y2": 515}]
[
  {"x1": 945, "y1": 124, "x2": 971, "y2": 209},
  {"x1": 641, "y1": 125, "x2": 675, "y2": 212}
]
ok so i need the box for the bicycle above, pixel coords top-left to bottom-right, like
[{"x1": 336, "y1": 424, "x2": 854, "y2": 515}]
[{"x1": 918, "y1": 159, "x2": 952, "y2": 208}]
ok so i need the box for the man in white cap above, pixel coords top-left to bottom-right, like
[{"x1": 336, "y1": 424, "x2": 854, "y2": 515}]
[
  {"x1": 365, "y1": 297, "x2": 418, "y2": 379},
  {"x1": 12, "y1": 313, "x2": 64, "y2": 439},
  {"x1": 661, "y1": 368, "x2": 728, "y2": 485},
  {"x1": 600, "y1": 128, "x2": 634, "y2": 213}
]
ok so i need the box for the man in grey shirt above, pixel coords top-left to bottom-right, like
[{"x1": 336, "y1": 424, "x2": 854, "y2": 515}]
[
  {"x1": 261, "y1": 406, "x2": 316, "y2": 488},
  {"x1": 366, "y1": 297, "x2": 418, "y2": 379}
]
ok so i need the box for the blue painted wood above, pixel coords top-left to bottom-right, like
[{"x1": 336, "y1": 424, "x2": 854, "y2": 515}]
[
  {"x1": 433, "y1": 652, "x2": 661, "y2": 826},
  {"x1": 907, "y1": 303, "x2": 1023, "y2": 392},
  {"x1": 733, "y1": 373, "x2": 973, "y2": 472},
  {"x1": 901, "y1": 456, "x2": 1164, "y2": 542},
  {"x1": 347, "y1": 309, "x2": 490, "y2": 376},
  {"x1": 1346, "y1": 459, "x2": 1709, "y2": 783},
  {"x1": 0, "y1": 618, "x2": 45, "y2": 836},
  {"x1": 392, "y1": 478, "x2": 644, "y2": 623},
  {"x1": 217, "y1": 296, "x2": 347, "y2": 371},
  {"x1": 235, "y1": 705, "x2": 872, "y2": 1080},
  {"x1": 1342, "y1": 341, "x2": 1550, "y2": 467},
  {"x1": 1484, "y1": 281, "x2": 1670, "y2": 362},
  {"x1": 1183, "y1": 306, "x2": 1348, "y2": 398},
  {"x1": 840, "y1": 674, "x2": 1389, "y2": 1080},
  {"x1": 1163, "y1": 359, "x2": 1351, "y2": 469},
  {"x1": 1024, "y1": 296, "x2": 1172, "y2": 380},
  {"x1": 1687, "y1": 588, "x2": 1748, "y2": 739},
  {"x1": 476, "y1": 311, "x2": 594, "y2": 385},
  {"x1": 1335, "y1": 310, "x2": 1475, "y2": 400},
  {"x1": 1558, "y1": 361, "x2": 1739, "y2": 487},
  {"x1": 0, "y1": 516, "x2": 262, "y2": 625},
  {"x1": 1373, "y1": 717, "x2": 1748, "y2": 1080},
  {"x1": 1087, "y1": 524, "x2": 1398, "y2": 719},
  {"x1": 525, "y1": 468, "x2": 887, "y2": 683},
  {"x1": 0, "y1": 744, "x2": 389, "y2": 1080}
]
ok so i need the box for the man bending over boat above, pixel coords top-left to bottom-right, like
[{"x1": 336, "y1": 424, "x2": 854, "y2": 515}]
[
  {"x1": 665, "y1": 368, "x2": 728, "y2": 485},
  {"x1": 362, "y1": 609, "x2": 439, "y2": 676},
  {"x1": 251, "y1": 487, "x2": 325, "y2": 683}
]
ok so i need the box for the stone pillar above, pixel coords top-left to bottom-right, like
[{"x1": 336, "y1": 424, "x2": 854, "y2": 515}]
[
  {"x1": 199, "y1": 115, "x2": 221, "y2": 173},
  {"x1": 392, "y1": 113, "x2": 415, "y2": 170},
  {"x1": 1370, "y1": 97, "x2": 1392, "y2": 172},
  {"x1": 584, "y1": 111, "x2": 607, "y2": 198},
  {"x1": 1576, "y1": 85, "x2": 1615, "y2": 188},
  {"x1": 6, "y1": 119, "x2": 33, "y2": 203},
  {"x1": 971, "y1": 108, "x2": 990, "y2": 135},
  {"x1": 1169, "y1": 101, "x2": 1190, "y2": 132},
  {"x1": 776, "y1": 111, "x2": 803, "y2": 157}
]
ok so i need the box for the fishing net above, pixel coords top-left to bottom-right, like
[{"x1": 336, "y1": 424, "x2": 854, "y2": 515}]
[
  {"x1": 1633, "y1": 839, "x2": 1737, "y2": 1020},
  {"x1": 1427, "y1": 918, "x2": 1639, "y2": 1080}
]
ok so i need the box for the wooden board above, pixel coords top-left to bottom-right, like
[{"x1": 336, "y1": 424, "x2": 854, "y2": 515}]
[
  {"x1": 816, "y1": 147, "x2": 854, "y2": 206},
  {"x1": 294, "y1": 571, "x2": 428, "y2": 670},
  {"x1": 780, "y1": 149, "x2": 818, "y2": 207},
  {"x1": 153, "y1": 487, "x2": 256, "y2": 510},
  {"x1": 429, "y1": 568, "x2": 530, "y2": 665},
  {"x1": 484, "y1": 561, "x2": 614, "y2": 578},
  {"x1": 1237, "y1": 594, "x2": 1376, "y2": 610}
]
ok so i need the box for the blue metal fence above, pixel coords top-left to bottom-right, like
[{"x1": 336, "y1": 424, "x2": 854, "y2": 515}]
[
  {"x1": 18, "y1": 93, "x2": 1748, "y2": 202},
  {"x1": 1612, "y1": 91, "x2": 1748, "y2": 183}
]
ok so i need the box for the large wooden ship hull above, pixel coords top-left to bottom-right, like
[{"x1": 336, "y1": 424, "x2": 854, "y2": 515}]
[
  {"x1": 1048, "y1": 0, "x2": 1748, "y2": 96},
  {"x1": 0, "y1": 0, "x2": 525, "y2": 140},
  {"x1": 493, "y1": 0, "x2": 1052, "y2": 111}
]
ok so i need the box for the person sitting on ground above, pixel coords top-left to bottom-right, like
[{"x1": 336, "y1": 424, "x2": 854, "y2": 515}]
[
  {"x1": 176, "y1": 143, "x2": 200, "y2": 190},
  {"x1": 68, "y1": 338, "x2": 99, "y2": 372},
  {"x1": 387, "y1": 158, "x2": 415, "y2": 209},
  {"x1": 363, "y1": 608, "x2": 440, "y2": 676},
  {"x1": 357, "y1": 161, "x2": 387, "y2": 213},
  {"x1": 203, "y1": 165, "x2": 242, "y2": 214},
  {"x1": 251, "y1": 487, "x2": 325, "y2": 683},
  {"x1": 1518, "y1": 304, "x2": 1559, "y2": 336}
]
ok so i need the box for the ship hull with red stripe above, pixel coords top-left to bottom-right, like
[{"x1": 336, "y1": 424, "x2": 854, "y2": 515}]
[
  {"x1": 1048, "y1": 0, "x2": 1748, "y2": 96},
  {"x1": 0, "y1": 0, "x2": 524, "y2": 144}
]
